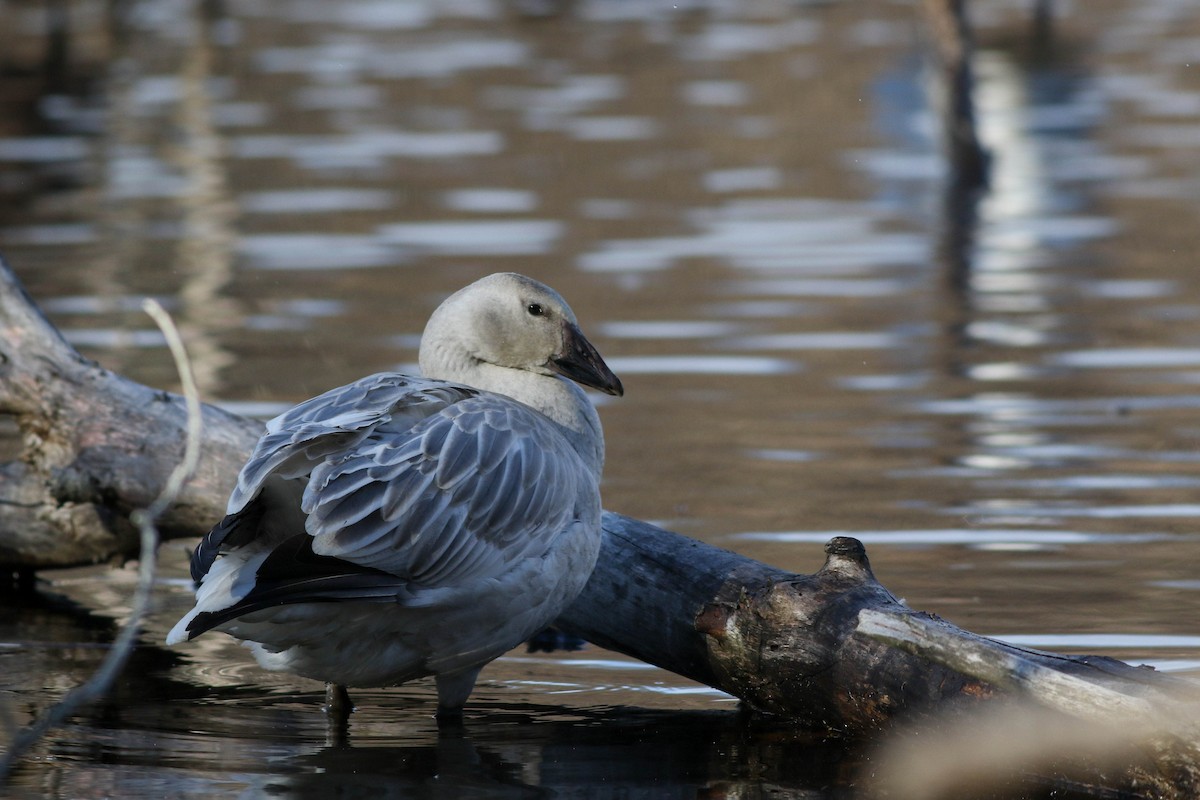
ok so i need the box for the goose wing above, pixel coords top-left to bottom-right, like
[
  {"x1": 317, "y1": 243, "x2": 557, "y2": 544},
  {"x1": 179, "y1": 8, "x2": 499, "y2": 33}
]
[
  {"x1": 301, "y1": 392, "x2": 593, "y2": 582},
  {"x1": 227, "y1": 372, "x2": 476, "y2": 515},
  {"x1": 191, "y1": 373, "x2": 473, "y2": 581},
  {"x1": 184, "y1": 374, "x2": 595, "y2": 636}
]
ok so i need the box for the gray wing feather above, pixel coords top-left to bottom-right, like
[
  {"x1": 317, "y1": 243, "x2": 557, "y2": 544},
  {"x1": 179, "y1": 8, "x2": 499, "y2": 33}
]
[
  {"x1": 228, "y1": 373, "x2": 474, "y2": 515},
  {"x1": 217, "y1": 371, "x2": 592, "y2": 591},
  {"x1": 306, "y1": 396, "x2": 590, "y2": 585}
]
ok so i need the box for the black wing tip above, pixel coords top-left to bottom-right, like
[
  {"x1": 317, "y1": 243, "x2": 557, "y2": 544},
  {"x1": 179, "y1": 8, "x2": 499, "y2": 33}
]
[
  {"x1": 190, "y1": 506, "x2": 269, "y2": 584},
  {"x1": 184, "y1": 534, "x2": 408, "y2": 636},
  {"x1": 184, "y1": 611, "x2": 221, "y2": 640},
  {"x1": 190, "y1": 516, "x2": 234, "y2": 584}
]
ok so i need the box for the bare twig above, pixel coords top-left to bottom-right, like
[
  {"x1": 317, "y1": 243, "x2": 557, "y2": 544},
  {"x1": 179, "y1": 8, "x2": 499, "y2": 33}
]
[
  {"x1": 137, "y1": 300, "x2": 205, "y2": 524},
  {"x1": 0, "y1": 300, "x2": 203, "y2": 783}
]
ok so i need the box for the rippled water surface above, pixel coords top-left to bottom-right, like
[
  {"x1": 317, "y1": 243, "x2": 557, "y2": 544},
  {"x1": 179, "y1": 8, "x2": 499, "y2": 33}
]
[{"x1": 2, "y1": 0, "x2": 1200, "y2": 796}]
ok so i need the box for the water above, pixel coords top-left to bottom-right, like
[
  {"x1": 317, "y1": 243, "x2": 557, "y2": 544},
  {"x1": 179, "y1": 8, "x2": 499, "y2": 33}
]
[{"x1": 2, "y1": 0, "x2": 1200, "y2": 796}]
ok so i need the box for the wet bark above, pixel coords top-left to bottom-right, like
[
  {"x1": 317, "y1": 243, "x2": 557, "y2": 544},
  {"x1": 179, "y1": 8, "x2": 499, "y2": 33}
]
[
  {"x1": 560, "y1": 521, "x2": 1197, "y2": 726},
  {"x1": 2, "y1": 258, "x2": 1199, "y2": 796}
]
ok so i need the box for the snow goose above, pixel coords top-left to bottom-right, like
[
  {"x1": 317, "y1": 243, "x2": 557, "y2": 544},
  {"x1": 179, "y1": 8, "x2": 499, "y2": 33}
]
[{"x1": 167, "y1": 273, "x2": 623, "y2": 714}]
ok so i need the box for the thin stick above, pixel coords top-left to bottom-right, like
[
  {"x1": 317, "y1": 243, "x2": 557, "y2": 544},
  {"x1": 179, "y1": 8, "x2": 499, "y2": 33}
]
[
  {"x1": 137, "y1": 299, "x2": 205, "y2": 523},
  {"x1": 0, "y1": 300, "x2": 203, "y2": 782}
]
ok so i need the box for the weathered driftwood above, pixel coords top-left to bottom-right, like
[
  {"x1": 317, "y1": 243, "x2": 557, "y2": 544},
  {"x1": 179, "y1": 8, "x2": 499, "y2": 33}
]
[
  {"x1": 0, "y1": 256, "x2": 261, "y2": 570},
  {"x1": 2, "y1": 257, "x2": 1199, "y2": 796}
]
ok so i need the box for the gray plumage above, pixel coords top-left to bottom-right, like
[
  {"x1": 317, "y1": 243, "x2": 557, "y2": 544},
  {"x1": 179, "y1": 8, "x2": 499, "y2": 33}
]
[{"x1": 167, "y1": 273, "x2": 622, "y2": 712}]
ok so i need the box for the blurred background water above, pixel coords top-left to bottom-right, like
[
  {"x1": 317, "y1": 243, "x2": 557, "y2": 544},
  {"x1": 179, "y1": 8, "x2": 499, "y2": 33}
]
[{"x1": 1, "y1": 0, "x2": 1199, "y2": 796}]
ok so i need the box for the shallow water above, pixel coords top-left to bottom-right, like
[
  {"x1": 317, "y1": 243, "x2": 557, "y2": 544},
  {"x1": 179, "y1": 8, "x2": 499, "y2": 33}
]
[{"x1": 2, "y1": 0, "x2": 1200, "y2": 796}]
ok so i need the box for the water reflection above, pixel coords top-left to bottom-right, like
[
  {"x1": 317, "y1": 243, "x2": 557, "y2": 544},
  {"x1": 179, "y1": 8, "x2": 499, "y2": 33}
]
[
  {"x1": 273, "y1": 710, "x2": 848, "y2": 800},
  {"x1": 379, "y1": 219, "x2": 564, "y2": 255},
  {"x1": 241, "y1": 189, "x2": 395, "y2": 214},
  {"x1": 606, "y1": 354, "x2": 797, "y2": 376},
  {"x1": 230, "y1": 130, "x2": 505, "y2": 168},
  {"x1": 2, "y1": 576, "x2": 842, "y2": 799},
  {"x1": 581, "y1": 198, "x2": 927, "y2": 274},
  {"x1": 0, "y1": 137, "x2": 89, "y2": 161},
  {"x1": 257, "y1": 40, "x2": 530, "y2": 78},
  {"x1": 442, "y1": 188, "x2": 539, "y2": 213},
  {"x1": 731, "y1": 529, "x2": 1174, "y2": 547}
]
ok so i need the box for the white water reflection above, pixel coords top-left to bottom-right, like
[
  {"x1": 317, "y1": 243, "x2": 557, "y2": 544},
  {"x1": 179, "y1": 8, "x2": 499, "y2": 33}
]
[
  {"x1": 915, "y1": 394, "x2": 1200, "y2": 417},
  {"x1": 108, "y1": 153, "x2": 189, "y2": 199},
  {"x1": 293, "y1": 1, "x2": 433, "y2": 29},
  {"x1": 257, "y1": 39, "x2": 528, "y2": 77},
  {"x1": 580, "y1": 199, "x2": 927, "y2": 274},
  {"x1": 40, "y1": 295, "x2": 174, "y2": 314},
  {"x1": 995, "y1": 634, "x2": 1200, "y2": 649},
  {"x1": 702, "y1": 299, "x2": 812, "y2": 318},
  {"x1": 0, "y1": 137, "x2": 89, "y2": 161},
  {"x1": 944, "y1": 502, "x2": 1200, "y2": 519},
  {"x1": 983, "y1": 474, "x2": 1200, "y2": 491},
  {"x1": 731, "y1": 529, "x2": 1174, "y2": 547},
  {"x1": 240, "y1": 215, "x2": 566, "y2": 268},
  {"x1": 965, "y1": 320, "x2": 1054, "y2": 347},
  {"x1": 746, "y1": 449, "x2": 818, "y2": 463},
  {"x1": 683, "y1": 80, "x2": 750, "y2": 107},
  {"x1": 1083, "y1": 280, "x2": 1176, "y2": 299},
  {"x1": 442, "y1": 188, "x2": 538, "y2": 213},
  {"x1": 230, "y1": 131, "x2": 503, "y2": 168},
  {"x1": 605, "y1": 355, "x2": 797, "y2": 376},
  {"x1": 500, "y1": 656, "x2": 737, "y2": 699},
  {"x1": 238, "y1": 234, "x2": 404, "y2": 270},
  {"x1": 0, "y1": 223, "x2": 95, "y2": 245},
  {"x1": 840, "y1": 373, "x2": 930, "y2": 391},
  {"x1": 1052, "y1": 348, "x2": 1200, "y2": 369},
  {"x1": 240, "y1": 189, "x2": 394, "y2": 214},
  {"x1": 723, "y1": 278, "x2": 911, "y2": 297},
  {"x1": 703, "y1": 167, "x2": 781, "y2": 193},
  {"x1": 485, "y1": 74, "x2": 626, "y2": 128},
  {"x1": 726, "y1": 331, "x2": 903, "y2": 351},
  {"x1": 565, "y1": 116, "x2": 659, "y2": 141},
  {"x1": 686, "y1": 20, "x2": 821, "y2": 59},
  {"x1": 61, "y1": 329, "x2": 168, "y2": 349},
  {"x1": 378, "y1": 220, "x2": 563, "y2": 255},
  {"x1": 212, "y1": 400, "x2": 294, "y2": 420},
  {"x1": 599, "y1": 320, "x2": 745, "y2": 339}
]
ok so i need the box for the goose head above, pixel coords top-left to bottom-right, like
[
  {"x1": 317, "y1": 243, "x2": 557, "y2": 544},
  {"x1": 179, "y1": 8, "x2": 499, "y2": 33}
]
[{"x1": 419, "y1": 273, "x2": 623, "y2": 399}]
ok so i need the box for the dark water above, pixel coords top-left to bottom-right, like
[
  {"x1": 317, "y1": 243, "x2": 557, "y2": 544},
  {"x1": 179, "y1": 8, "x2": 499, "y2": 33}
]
[{"x1": 2, "y1": 0, "x2": 1200, "y2": 796}]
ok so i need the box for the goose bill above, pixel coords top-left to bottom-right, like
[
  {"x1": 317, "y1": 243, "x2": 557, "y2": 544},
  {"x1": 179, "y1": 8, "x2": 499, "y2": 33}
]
[{"x1": 550, "y1": 324, "x2": 624, "y2": 396}]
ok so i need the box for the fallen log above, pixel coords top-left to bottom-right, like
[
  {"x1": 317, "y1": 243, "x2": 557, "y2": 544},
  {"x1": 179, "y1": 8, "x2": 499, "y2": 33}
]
[
  {"x1": 1, "y1": 256, "x2": 1198, "y2": 796},
  {"x1": 0, "y1": 255, "x2": 261, "y2": 570}
]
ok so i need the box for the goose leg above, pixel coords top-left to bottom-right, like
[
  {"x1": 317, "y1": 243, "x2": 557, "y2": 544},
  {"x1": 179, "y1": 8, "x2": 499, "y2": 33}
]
[
  {"x1": 322, "y1": 683, "x2": 354, "y2": 746},
  {"x1": 324, "y1": 683, "x2": 354, "y2": 718},
  {"x1": 323, "y1": 683, "x2": 354, "y2": 746},
  {"x1": 434, "y1": 667, "x2": 483, "y2": 719}
]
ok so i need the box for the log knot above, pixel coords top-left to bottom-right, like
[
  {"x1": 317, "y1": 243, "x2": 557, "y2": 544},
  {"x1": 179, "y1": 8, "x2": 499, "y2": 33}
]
[
  {"x1": 694, "y1": 603, "x2": 731, "y2": 640},
  {"x1": 821, "y1": 536, "x2": 874, "y2": 581}
]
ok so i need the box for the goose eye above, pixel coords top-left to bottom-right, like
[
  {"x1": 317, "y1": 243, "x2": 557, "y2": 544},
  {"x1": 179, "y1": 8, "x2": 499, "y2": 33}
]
[{"x1": 526, "y1": 303, "x2": 545, "y2": 317}]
